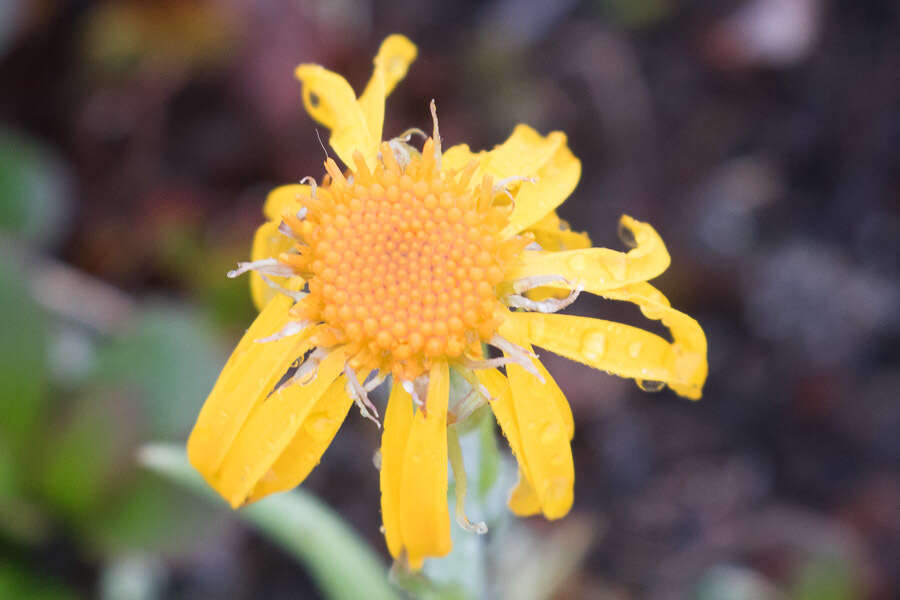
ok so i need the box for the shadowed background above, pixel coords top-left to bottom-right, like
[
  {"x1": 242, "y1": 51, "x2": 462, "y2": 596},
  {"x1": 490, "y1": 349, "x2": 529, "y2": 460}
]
[{"x1": 1, "y1": 0, "x2": 898, "y2": 598}]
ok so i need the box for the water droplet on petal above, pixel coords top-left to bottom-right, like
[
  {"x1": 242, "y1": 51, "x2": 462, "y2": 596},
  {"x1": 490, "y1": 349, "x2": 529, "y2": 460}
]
[
  {"x1": 550, "y1": 453, "x2": 567, "y2": 468},
  {"x1": 637, "y1": 379, "x2": 666, "y2": 392},
  {"x1": 540, "y1": 422, "x2": 560, "y2": 445},
  {"x1": 581, "y1": 331, "x2": 607, "y2": 362},
  {"x1": 566, "y1": 254, "x2": 587, "y2": 272},
  {"x1": 628, "y1": 341, "x2": 643, "y2": 359}
]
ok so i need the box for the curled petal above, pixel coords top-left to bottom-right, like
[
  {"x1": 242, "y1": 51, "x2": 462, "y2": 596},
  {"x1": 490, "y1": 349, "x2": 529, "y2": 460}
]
[
  {"x1": 295, "y1": 64, "x2": 376, "y2": 168},
  {"x1": 506, "y1": 215, "x2": 670, "y2": 294},
  {"x1": 246, "y1": 373, "x2": 356, "y2": 503},
  {"x1": 483, "y1": 125, "x2": 566, "y2": 180},
  {"x1": 213, "y1": 347, "x2": 348, "y2": 507},
  {"x1": 501, "y1": 285, "x2": 707, "y2": 400},
  {"x1": 399, "y1": 361, "x2": 452, "y2": 569},
  {"x1": 524, "y1": 211, "x2": 592, "y2": 253}
]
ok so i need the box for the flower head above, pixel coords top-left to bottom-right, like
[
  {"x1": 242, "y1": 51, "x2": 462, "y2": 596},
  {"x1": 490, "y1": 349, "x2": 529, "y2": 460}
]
[{"x1": 188, "y1": 35, "x2": 707, "y2": 570}]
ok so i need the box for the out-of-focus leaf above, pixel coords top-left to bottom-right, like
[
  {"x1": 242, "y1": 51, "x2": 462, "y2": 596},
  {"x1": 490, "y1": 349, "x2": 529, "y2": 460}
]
[
  {"x1": 694, "y1": 564, "x2": 783, "y2": 600},
  {"x1": 83, "y1": 471, "x2": 216, "y2": 557},
  {"x1": 139, "y1": 443, "x2": 400, "y2": 600},
  {"x1": 0, "y1": 255, "x2": 48, "y2": 450},
  {"x1": 0, "y1": 562, "x2": 79, "y2": 600},
  {"x1": 0, "y1": 128, "x2": 70, "y2": 247},
  {"x1": 93, "y1": 304, "x2": 225, "y2": 438},
  {"x1": 791, "y1": 558, "x2": 859, "y2": 600},
  {"x1": 34, "y1": 393, "x2": 124, "y2": 518}
]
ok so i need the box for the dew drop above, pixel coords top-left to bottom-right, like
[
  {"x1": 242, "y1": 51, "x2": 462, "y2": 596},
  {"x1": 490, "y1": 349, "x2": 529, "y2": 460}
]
[
  {"x1": 550, "y1": 453, "x2": 567, "y2": 468},
  {"x1": 305, "y1": 414, "x2": 332, "y2": 436},
  {"x1": 628, "y1": 341, "x2": 643, "y2": 359},
  {"x1": 636, "y1": 379, "x2": 666, "y2": 392},
  {"x1": 581, "y1": 331, "x2": 607, "y2": 362},
  {"x1": 540, "y1": 423, "x2": 560, "y2": 445},
  {"x1": 566, "y1": 254, "x2": 587, "y2": 271}
]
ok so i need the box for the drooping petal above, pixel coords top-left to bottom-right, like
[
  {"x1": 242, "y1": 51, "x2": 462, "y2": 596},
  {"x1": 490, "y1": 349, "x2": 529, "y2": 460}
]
[
  {"x1": 250, "y1": 221, "x2": 302, "y2": 311},
  {"x1": 358, "y1": 34, "x2": 417, "y2": 143},
  {"x1": 503, "y1": 348, "x2": 575, "y2": 520},
  {"x1": 599, "y1": 282, "x2": 708, "y2": 399},
  {"x1": 187, "y1": 296, "x2": 310, "y2": 481},
  {"x1": 246, "y1": 372, "x2": 357, "y2": 504},
  {"x1": 214, "y1": 347, "x2": 348, "y2": 507},
  {"x1": 380, "y1": 380, "x2": 414, "y2": 560},
  {"x1": 501, "y1": 285, "x2": 707, "y2": 399},
  {"x1": 506, "y1": 215, "x2": 670, "y2": 293},
  {"x1": 295, "y1": 64, "x2": 377, "y2": 168},
  {"x1": 263, "y1": 184, "x2": 311, "y2": 221},
  {"x1": 508, "y1": 469, "x2": 542, "y2": 517},
  {"x1": 399, "y1": 361, "x2": 452, "y2": 569},
  {"x1": 478, "y1": 353, "x2": 574, "y2": 520}
]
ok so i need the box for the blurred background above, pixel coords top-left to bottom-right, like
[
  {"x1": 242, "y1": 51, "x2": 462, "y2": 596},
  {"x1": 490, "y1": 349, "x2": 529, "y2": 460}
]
[{"x1": 1, "y1": 0, "x2": 899, "y2": 598}]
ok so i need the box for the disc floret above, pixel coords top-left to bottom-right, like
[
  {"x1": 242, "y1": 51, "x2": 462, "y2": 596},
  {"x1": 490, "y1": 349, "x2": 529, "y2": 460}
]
[{"x1": 282, "y1": 138, "x2": 528, "y2": 381}]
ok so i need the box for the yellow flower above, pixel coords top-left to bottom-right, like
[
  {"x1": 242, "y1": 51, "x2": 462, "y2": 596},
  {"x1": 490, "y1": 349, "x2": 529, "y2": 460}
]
[{"x1": 187, "y1": 34, "x2": 707, "y2": 570}]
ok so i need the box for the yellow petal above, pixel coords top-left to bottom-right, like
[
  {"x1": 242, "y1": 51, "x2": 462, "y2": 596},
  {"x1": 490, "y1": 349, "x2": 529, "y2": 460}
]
[
  {"x1": 358, "y1": 35, "x2": 417, "y2": 143},
  {"x1": 441, "y1": 143, "x2": 484, "y2": 176},
  {"x1": 214, "y1": 347, "x2": 348, "y2": 507},
  {"x1": 187, "y1": 296, "x2": 309, "y2": 480},
  {"x1": 246, "y1": 373, "x2": 356, "y2": 504},
  {"x1": 502, "y1": 349, "x2": 575, "y2": 520},
  {"x1": 380, "y1": 380, "x2": 415, "y2": 559},
  {"x1": 599, "y1": 282, "x2": 708, "y2": 399},
  {"x1": 525, "y1": 211, "x2": 592, "y2": 253},
  {"x1": 501, "y1": 141, "x2": 581, "y2": 237},
  {"x1": 295, "y1": 64, "x2": 376, "y2": 168},
  {"x1": 502, "y1": 286, "x2": 707, "y2": 399},
  {"x1": 508, "y1": 469, "x2": 542, "y2": 517},
  {"x1": 476, "y1": 368, "x2": 530, "y2": 478},
  {"x1": 399, "y1": 361, "x2": 452, "y2": 569},
  {"x1": 250, "y1": 221, "x2": 301, "y2": 311},
  {"x1": 483, "y1": 125, "x2": 566, "y2": 180},
  {"x1": 506, "y1": 215, "x2": 670, "y2": 292},
  {"x1": 263, "y1": 184, "x2": 310, "y2": 221}
]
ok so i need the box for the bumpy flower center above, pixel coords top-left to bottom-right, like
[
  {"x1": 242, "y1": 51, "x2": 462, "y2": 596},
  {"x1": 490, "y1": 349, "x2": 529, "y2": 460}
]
[{"x1": 281, "y1": 139, "x2": 528, "y2": 380}]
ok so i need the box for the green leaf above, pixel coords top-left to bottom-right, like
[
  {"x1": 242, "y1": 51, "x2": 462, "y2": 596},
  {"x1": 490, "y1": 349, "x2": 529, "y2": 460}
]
[
  {"x1": 93, "y1": 304, "x2": 226, "y2": 438},
  {"x1": 0, "y1": 255, "x2": 48, "y2": 451},
  {"x1": 0, "y1": 127, "x2": 70, "y2": 246},
  {"x1": 139, "y1": 443, "x2": 400, "y2": 600}
]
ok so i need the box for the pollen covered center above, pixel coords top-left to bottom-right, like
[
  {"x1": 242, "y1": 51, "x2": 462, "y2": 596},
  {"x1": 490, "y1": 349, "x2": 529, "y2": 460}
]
[{"x1": 282, "y1": 140, "x2": 527, "y2": 380}]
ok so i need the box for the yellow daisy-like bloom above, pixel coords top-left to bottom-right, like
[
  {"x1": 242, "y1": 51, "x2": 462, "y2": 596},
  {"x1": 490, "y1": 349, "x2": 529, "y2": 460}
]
[{"x1": 188, "y1": 35, "x2": 707, "y2": 569}]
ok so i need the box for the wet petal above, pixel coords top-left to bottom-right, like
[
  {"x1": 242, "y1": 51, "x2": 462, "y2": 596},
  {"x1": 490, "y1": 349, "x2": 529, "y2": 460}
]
[
  {"x1": 399, "y1": 361, "x2": 452, "y2": 569},
  {"x1": 525, "y1": 211, "x2": 592, "y2": 253},
  {"x1": 507, "y1": 215, "x2": 670, "y2": 293},
  {"x1": 214, "y1": 347, "x2": 348, "y2": 507},
  {"x1": 483, "y1": 125, "x2": 566, "y2": 180},
  {"x1": 187, "y1": 296, "x2": 311, "y2": 485},
  {"x1": 502, "y1": 287, "x2": 707, "y2": 400},
  {"x1": 508, "y1": 468, "x2": 542, "y2": 517},
  {"x1": 250, "y1": 221, "x2": 301, "y2": 311},
  {"x1": 380, "y1": 380, "x2": 414, "y2": 560},
  {"x1": 441, "y1": 143, "x2": 484, "y2": 176},
  {"x1": 501, "y1": 141, "x2": 581, "y2": 237},
  {"x1": 263, "y1": 184, "x2": 311, "y2": 221},
  {"x1": 358, "y1": 35, "x2": 417, "y2": 143},
  {"x1": 295, "y1": 64, "x2": 376, "y2": 168},
  {"x1": 246, "y1": 372, "x2": 356, "y2": 503},
  {"x1": 503, "y1": 348, "x2": 575, "y2": 520}
]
